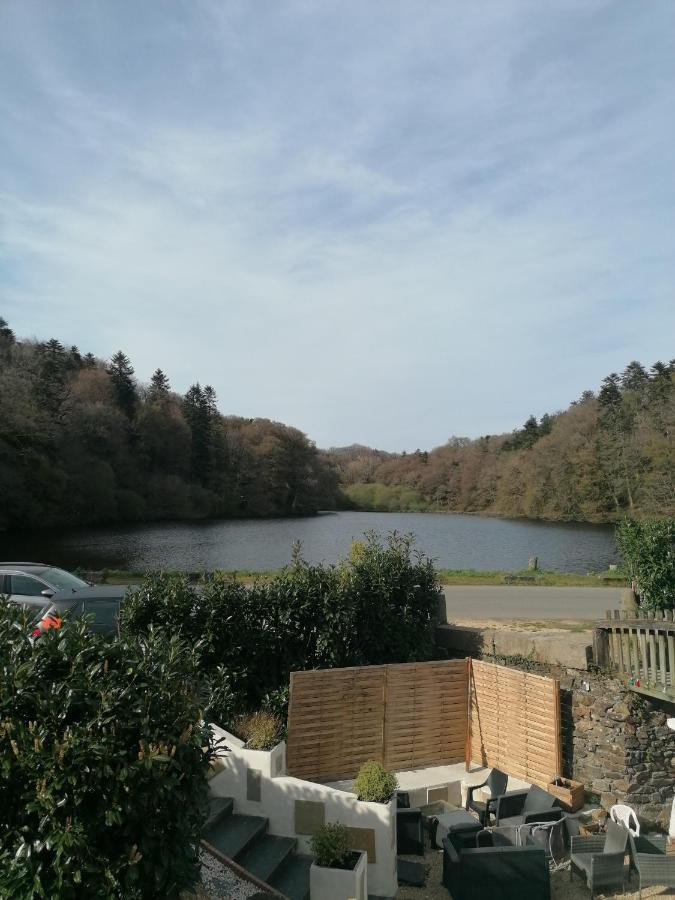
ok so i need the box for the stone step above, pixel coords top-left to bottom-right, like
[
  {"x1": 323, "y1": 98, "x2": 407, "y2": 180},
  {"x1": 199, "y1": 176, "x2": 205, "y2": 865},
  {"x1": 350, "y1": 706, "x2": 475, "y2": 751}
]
[
  {"x1": 203, "y1": 813, "x2": 268, "y2": 860},
  {"x1": 269, "y1": 853, "x2": 312, "y2": 900},
  {"x1": 204, "y1": 796, "x2": 234, "y2": 831},
  {"x1": 237, "y1": 833, "x2": 297, "y2": 884}
]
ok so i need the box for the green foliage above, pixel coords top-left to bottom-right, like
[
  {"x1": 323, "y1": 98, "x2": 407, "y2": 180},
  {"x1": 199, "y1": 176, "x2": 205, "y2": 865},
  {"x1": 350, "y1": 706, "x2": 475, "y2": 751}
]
[
  {"x1": 331, "y1": 358, "x2": 675, "y2": 523},
  {"x1": 121, "y1": 533, "x2": 442, "y2": 719},
  {"x1": 233, "y1": 711, "x2": 284, "y2": 751},
  {"x1": 616, "y1": 518, "x2": 675, "y2": 610},
  {"x1": 352, "y1": 760, "x2": 398, "y2": 804},
  {"x1": 0, "y1": 319, "x2": 341, "y2": 532},
  {"x1": 310, "y1": 823, "x2": 353, "y2": 869},
  {"x1": 0, "y1": 599, "x2": 214, "y2": 899}
]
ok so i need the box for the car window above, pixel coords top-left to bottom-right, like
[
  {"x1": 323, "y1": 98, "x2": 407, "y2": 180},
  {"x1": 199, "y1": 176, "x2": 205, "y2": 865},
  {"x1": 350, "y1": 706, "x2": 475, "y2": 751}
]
[
  {"x1": 84, "y1": 599, "x2": 120, "y2": 628},
  {"x1": 39, "y1": 568, "x2": 88, "y2": 591},
  {"x1": 10, "y1": 574, "x2": 46, "y2": 597}
]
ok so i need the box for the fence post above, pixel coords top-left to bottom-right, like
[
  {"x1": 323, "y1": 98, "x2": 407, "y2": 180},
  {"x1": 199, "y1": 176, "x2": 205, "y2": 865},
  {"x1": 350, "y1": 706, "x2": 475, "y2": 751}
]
[
  {"x1": 593, "y1": 628, "x2": 610, "y2": 669},
  {"x1": 465, "y1": 656, "x2": 472, "y2": 772}
]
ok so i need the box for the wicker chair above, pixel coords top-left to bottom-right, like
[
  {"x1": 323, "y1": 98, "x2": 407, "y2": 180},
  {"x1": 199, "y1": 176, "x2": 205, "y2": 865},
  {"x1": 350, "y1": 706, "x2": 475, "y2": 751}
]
[
  {"x1": 570, "y1": 820, "x2": 628, "y2": 898},
  {"x1": 628, "y1": 832, "x2": 675, "y2": 899},
  {"x1": 465, "y1": 768, "x2": 509, "y2": 826}
]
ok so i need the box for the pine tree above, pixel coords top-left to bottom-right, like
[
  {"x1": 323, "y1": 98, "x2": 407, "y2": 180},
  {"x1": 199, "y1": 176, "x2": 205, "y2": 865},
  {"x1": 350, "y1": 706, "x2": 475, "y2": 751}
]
[
  {"x1": 149, "y1": 368, "x2": 171, "y2": 401},
  {"x1": 107, "y1": 351, "x2": 138, "y2": 418},
  {"x1": 0, "y1": 317, "x2": 15, "y2": 343}
]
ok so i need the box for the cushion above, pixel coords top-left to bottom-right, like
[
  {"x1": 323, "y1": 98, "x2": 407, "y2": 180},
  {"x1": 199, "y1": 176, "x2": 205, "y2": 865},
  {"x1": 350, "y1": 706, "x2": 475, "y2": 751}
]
[
  {"x1": 604, "y1": 820, "x2": 628, "y2": 855},
  {"x1": 523, "y1": 785, "x2": 556, "y2": 814}
]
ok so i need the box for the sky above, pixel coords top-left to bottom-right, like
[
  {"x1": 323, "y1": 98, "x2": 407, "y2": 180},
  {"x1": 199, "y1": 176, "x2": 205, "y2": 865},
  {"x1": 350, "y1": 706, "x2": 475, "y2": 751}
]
[{"x1": 1, "y1": 1, "x2": 674, "y2": 452}]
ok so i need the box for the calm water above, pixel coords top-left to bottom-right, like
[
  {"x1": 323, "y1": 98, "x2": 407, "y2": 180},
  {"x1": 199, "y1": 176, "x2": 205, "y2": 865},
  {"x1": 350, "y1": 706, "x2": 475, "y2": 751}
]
[{"x1": 1, "y1": 511, "x2": 617, "y2": 574}]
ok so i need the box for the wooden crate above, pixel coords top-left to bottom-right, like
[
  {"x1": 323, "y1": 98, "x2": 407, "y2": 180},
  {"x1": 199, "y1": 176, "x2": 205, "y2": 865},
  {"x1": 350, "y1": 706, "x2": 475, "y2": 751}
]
[{"x1": 547, "y1": 777, "x2": 585, "y2": 812}]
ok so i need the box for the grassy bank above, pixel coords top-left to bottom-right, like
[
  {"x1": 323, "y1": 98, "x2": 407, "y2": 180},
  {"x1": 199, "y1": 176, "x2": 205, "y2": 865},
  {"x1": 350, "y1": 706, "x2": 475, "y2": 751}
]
[{"x1": 85, "y1": 567, "x2": 628, "y2": 588}]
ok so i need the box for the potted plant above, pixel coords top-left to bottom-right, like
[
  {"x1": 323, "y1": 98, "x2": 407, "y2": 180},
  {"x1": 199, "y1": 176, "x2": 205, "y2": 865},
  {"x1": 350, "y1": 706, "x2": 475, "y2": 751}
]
[
  {"x1": 352, "y1": 759, "x2": 398, "y2": 804},
  {"x1": 310, "y1": 823, "x2": 367, "y2": 900}
]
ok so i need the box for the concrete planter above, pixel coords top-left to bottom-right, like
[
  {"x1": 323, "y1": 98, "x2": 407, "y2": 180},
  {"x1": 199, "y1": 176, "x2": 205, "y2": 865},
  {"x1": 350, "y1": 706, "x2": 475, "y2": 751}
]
[{"x1": 310, "y1": 850, "x2": 367, "y2": 900}]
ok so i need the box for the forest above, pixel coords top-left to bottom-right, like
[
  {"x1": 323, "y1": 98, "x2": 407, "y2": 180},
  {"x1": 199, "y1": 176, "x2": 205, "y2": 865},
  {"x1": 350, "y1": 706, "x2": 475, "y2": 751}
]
[
  {"x1": 329, "y1": 359, "x2": 675, "y2": 523},
  {"x1": 0, "y1": 318, "x2": 340, "y2": 531},
  {"x1": 1, "y1": 317, "x2": 672, "y2": 531}
]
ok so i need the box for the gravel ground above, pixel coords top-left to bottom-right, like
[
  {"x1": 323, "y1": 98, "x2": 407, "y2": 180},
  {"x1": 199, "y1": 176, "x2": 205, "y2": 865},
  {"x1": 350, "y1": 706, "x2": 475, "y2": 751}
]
[
  {"x1": 191, "y1": 849, "x2": 261, "y2": 899},
  {"x1": 396, "y1": 848, "x2": 672, "y2": 900}
]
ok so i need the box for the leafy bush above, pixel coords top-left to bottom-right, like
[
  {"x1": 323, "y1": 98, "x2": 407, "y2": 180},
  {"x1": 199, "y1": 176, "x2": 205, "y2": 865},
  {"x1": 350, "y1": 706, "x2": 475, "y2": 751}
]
[
  {"x1": 121, "y1": 532, "x2": 442, "y2": 718},
  {"x1": 616, "y1": 518, "x2": 675, "y2": 610},
  {"x1": 310, "y1": 823, "x2": 353, "y2": 869},
  {"x1": 233, "y1": 711, "x2": 283, "y2": 750},
  {"x1": 0, "y1": 599, "x2": 214, "y2": 899},
  {"x1": 352, "y1": 760, "x2": 398, "y2": 803}
]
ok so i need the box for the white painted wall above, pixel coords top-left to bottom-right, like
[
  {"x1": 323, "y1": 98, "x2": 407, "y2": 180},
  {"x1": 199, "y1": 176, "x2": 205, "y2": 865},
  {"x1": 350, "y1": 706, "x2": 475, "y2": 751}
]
[{"x1": 208, "y1": 725, "x2": 397, "y2": 897}]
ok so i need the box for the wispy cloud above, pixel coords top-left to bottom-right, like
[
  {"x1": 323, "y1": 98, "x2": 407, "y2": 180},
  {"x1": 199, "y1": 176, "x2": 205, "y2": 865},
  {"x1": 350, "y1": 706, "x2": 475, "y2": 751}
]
[{"x1": 1, "y1": 0, "x2": 674, "y2": 449}]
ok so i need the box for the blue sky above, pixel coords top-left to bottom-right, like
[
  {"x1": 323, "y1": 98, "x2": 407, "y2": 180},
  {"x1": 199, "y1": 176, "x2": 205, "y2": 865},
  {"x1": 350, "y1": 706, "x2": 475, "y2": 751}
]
[{"x1": 1, "y1": 1, "x2": 674, "y2": 451}]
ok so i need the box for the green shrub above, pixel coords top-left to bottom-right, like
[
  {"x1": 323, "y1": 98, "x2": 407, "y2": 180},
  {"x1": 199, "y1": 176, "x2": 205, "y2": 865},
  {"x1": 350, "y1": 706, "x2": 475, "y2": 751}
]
[
  {"x1": 352, "y1": 760, "x2": 398, "y2": 803},
  {"x1": 0, "y1": 599, "x2": 214, "y2": 899},
  {"x1": 616, "y1": 518, "x2": 675, "y2": 610},
  {"x1": 233, "y1": 711, "x2": 283, "y2": 750},
  {"x1": 310, "y1": 823, "x2": 353, "y2": 869},
  {"x1": 122, "y1": 532, "x2": 441, "y2": 719}
]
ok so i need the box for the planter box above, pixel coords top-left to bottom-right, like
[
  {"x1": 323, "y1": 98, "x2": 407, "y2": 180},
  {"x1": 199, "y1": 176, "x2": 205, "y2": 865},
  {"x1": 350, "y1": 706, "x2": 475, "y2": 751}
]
[
  {"x1": 547, "y1": 777, "x2": 584, "y2": 813},
  {"x1": 310, "y1": 851, "x2": 367, "y2": 900}
]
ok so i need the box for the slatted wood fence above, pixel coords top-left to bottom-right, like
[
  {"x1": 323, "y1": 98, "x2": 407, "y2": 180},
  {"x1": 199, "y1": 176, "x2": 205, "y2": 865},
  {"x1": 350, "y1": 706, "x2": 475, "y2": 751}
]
[
  {"x1": 286, "y1": 659, "x2": 468, "y2": 781},
  {"x1": 469, "y1": 660, "x2": 561, "y2": 788},
  {"x1": 600, "y1": 608, "x2": 675, "y2": 700}
]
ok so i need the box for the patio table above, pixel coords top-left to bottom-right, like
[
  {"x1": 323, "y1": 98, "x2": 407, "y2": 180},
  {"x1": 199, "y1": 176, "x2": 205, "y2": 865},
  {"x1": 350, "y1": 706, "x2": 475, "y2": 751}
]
[{"x1": 429, "y1": 808, "x2": 482, "y2": 849}]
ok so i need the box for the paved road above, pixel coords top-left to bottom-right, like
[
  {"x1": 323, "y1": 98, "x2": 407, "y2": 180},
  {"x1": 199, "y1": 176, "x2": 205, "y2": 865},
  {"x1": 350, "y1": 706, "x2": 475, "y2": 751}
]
[{"x1": 441, "y1": 585, "x2": 623, "y2": 621}]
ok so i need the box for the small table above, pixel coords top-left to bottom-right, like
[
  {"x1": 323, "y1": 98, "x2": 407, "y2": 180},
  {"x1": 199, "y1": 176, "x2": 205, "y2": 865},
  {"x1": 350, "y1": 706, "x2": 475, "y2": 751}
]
[{"x1": 424, "y1": 807, "x2": 482, "y2": 850}]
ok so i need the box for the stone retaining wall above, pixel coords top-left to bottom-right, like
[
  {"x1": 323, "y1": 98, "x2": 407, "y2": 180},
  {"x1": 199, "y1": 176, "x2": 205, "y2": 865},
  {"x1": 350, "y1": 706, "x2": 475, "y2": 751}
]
[{"x1": 559, "y1": 673, "x2": 675, "y2": 829}]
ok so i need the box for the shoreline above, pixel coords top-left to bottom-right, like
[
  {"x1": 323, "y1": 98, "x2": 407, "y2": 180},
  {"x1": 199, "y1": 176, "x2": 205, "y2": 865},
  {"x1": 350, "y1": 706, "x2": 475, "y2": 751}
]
[{"x1": 91, "y1": 567, "x2": 628, "y2": 588}]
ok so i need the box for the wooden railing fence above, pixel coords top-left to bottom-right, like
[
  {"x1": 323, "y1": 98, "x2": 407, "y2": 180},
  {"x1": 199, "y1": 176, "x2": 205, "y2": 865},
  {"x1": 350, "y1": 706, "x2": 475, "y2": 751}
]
[{"x1": 598, "y1": 608, "x2": 675, "y2": 700}]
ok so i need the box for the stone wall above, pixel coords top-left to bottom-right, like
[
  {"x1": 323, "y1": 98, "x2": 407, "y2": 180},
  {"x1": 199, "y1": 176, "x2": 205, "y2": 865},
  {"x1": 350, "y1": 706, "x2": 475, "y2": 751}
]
[{"x1": 559, "y1": 673, "x2": 675, "y2": 829}]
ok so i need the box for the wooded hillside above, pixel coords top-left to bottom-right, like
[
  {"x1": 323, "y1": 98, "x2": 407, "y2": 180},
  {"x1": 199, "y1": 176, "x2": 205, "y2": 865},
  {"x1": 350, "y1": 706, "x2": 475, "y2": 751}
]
[
  {"x1": 0, "y1": 318, "x2": 339, "y2": 531},
  {"x1": 331, "y1": 360, "x2": 675, "y2": 523}
]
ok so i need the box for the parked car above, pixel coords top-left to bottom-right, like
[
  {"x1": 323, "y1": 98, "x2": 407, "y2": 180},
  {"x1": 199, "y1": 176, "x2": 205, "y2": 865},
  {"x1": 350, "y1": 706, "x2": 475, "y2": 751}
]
[
  {"x1": 0, "y1": 562, "x2": 90, "y2": 615},
  {"x1": 31, "y1": 586, "x2": 128, "y2": 637}
]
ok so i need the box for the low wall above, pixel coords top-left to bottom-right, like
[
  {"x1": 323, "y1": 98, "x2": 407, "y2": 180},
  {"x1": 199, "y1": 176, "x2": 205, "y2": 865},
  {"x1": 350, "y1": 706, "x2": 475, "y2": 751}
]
[
  {"x1": 437, "y1": 624, "x2": 592, "y2": 670},
  {"x1": 208, "y1": 726, "x2": 397, "y2": 898}
]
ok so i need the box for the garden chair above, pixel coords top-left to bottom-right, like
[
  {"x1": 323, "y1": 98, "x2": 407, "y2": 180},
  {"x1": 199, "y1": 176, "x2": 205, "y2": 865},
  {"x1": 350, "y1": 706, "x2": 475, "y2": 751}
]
[
  {"x1": 569, "y1": 819, "x2": 628, "y2": 898},
  {"x1": 628, "y1": 832, "x2": 675, "y2": 899},
  {"x1": 609, "y1": 802, "x2": 640, "y2": 836},
  {"x1": 465, "y1": 768, "x2": 508, "y2": 826},
  {"x1": 493, "y1": 784, "x2": 563, "y2": 828}
]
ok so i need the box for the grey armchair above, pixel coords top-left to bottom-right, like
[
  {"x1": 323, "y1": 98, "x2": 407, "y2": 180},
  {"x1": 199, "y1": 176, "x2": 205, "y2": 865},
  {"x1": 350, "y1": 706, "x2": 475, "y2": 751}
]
[
  {"x1": 442, "y1": 836, "x2": 550, "y2": 900},
  {"x1": 493, "y1": 784, "x2": 563, "y2": 828},
  {"x1": 570, "y1": 820, "x2": 628, "y2": 899},
  {"x1": 465, "y1": 768, "x2": 509, "y2": 826},
  {"x1": 628, "y1": 832, "x2": 675, "y2": 899}
]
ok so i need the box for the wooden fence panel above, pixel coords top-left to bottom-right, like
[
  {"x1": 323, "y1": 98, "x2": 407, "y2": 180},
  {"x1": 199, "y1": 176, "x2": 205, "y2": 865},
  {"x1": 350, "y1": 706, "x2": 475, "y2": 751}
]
[
  {"x1": 383, "y1": 660, "x2": 468, "y2": 771},
  {"x1": 286, "y1": 665, "x2": 386, "y2": 781},
  {"x1": 287, "y1": 659, "x2": 468, "y2": 780},
  {"x1": 470, "y1": 660, "x2": 561, "y2": 788}
]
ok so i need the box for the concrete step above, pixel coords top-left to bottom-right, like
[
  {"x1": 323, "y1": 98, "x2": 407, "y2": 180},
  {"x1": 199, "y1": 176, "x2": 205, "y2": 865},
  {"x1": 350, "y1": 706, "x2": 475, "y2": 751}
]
[
  {"x1": 203, "y1": 812, "x2": 268, "y2": 860},
  {"x1": 237, "y1": 833, "x2": 297, "y2": 884},
  {"x1": 204, "y1": 796, "x2": 233, "y2": 831},
  {"x1": 269, "y1": 853, "x2": 312, "y2": 900}
]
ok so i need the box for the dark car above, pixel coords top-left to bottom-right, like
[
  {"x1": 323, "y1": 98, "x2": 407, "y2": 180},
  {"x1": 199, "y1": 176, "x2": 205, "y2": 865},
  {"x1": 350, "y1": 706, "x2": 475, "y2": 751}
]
[{"x1": 31, "y1": 586, "x2": 128, "y2": 637}]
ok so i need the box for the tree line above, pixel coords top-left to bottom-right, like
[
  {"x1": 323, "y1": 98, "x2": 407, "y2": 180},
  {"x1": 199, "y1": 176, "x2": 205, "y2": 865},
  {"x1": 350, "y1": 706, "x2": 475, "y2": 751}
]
[
  {"x1": 331, "y1": 359, "x2": 675, "y2": 523},
  {"x1": 0, "y1": 318, "x2": 340, "y2": 531}
]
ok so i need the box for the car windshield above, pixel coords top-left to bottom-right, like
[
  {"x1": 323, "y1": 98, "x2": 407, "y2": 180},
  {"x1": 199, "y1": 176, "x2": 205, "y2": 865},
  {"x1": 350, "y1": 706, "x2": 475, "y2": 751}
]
[{"x1": 39, "y1": 568, "x2": 88, "y2": 591}]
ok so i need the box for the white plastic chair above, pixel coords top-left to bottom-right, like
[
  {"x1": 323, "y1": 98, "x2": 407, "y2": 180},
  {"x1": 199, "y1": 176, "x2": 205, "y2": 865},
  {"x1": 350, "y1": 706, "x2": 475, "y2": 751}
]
[{"x1": 610, "y1": 803, "x2": 640, "y2": 836}]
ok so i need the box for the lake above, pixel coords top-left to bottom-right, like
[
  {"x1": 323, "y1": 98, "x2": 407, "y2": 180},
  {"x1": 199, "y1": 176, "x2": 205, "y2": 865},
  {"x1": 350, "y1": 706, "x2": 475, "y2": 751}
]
[{"x1": 1, "y1": 511, "x2": 618, "y2": 574}]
